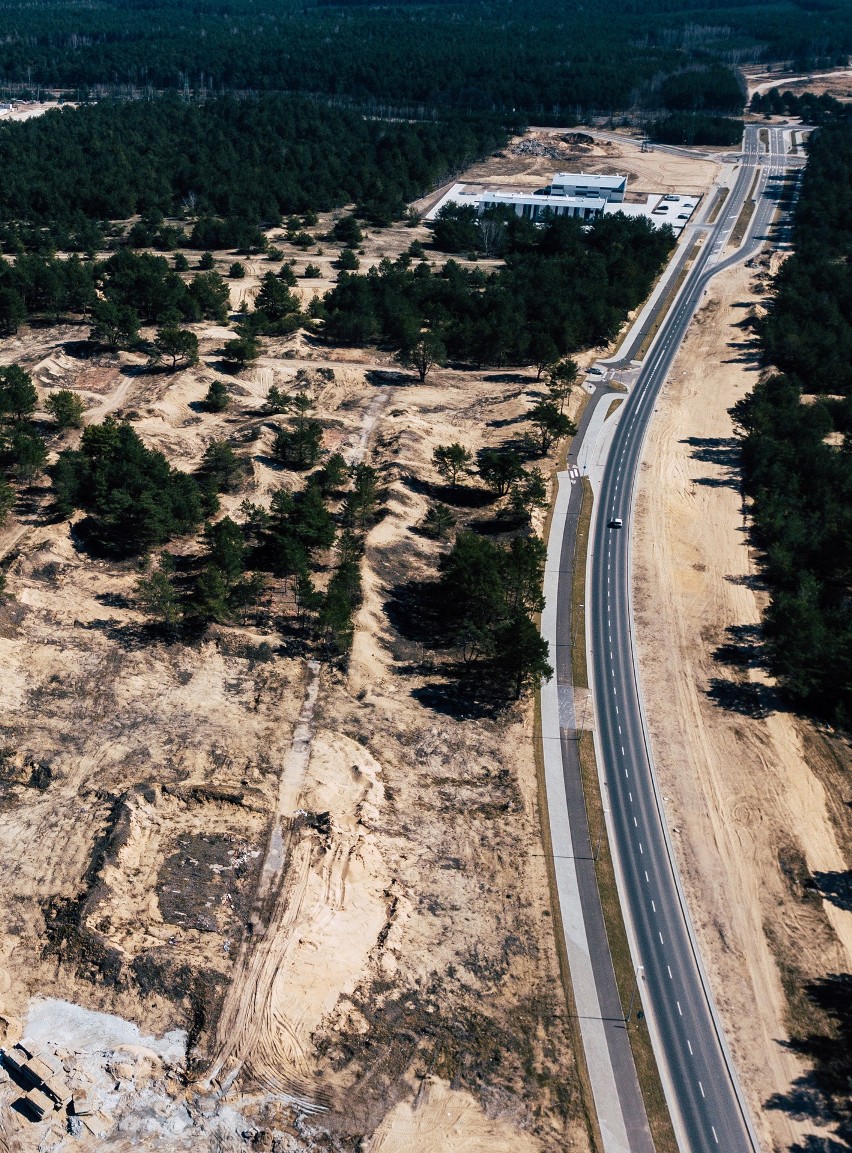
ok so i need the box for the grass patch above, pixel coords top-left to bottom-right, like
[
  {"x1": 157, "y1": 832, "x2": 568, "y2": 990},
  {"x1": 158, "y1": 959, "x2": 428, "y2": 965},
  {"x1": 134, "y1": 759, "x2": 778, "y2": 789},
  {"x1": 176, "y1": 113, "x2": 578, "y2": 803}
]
[
  {"x1": 534, "y1": 408, "x2": 605, "y2": 1153},
  {"x1": 577, "y1": 732, "x2": 680, "y2": 1153},
  {"x1": 759, "y1": 128, "x2": 769, "y2": 149},
  {"x1": 537, "y1": 433, "x2": 677, "y2": 1153},
  {"x1": 706, "y1": 186, "x2": 729, "y2": 224},
  {"x1": 604, "y1": 398, "x2": 623, "y2": 420},
  {"x1": 727, "y1": 171, "x2": 761, "y2": 248},
  {"x1": 571, "y1": 478, "x2": 593, "y2": 690},
  {"x1": 636, "y1": 240, "x2": 700, "y2": 360},
  {"x1": 538, "y1": 386, "x2": 590, "y2": 553},
  {"x1": 565, "y1": 476, "x2": 678, "y2": 1152}
]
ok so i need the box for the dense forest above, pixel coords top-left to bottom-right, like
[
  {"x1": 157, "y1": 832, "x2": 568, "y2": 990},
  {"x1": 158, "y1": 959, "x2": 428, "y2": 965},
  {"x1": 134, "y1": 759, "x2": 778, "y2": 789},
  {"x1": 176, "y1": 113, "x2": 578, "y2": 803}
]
[
  {"x1": 750, "y1": 86, "x2": 852, "y2": 125},
  {"x1": 0, "y1": 0, "x2": 849, "y2": 118},
  {"x1": 0, "y1": 97, "x2": 509, "y2": 247},
  {"x1": 648, "y1": 112, "x2": 744, "y2": 145},
  {"x1": 320, "y1": 213, "x2": 675, "y2": 366},
  {"x1": 732, "y1": 117, "x2": 852, "y2": 725}
]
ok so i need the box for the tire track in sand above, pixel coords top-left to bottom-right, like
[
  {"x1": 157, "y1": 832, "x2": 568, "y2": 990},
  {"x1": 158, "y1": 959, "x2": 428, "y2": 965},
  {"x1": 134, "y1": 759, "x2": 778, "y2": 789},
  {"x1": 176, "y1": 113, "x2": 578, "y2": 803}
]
[{"x1": 199, "y1": 385, "x2": 392, "y2": 1108}]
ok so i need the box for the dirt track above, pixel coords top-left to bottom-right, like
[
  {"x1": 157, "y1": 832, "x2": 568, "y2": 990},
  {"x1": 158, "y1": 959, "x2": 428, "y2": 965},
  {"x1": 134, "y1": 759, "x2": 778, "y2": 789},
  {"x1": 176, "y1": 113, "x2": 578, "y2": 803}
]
[
  {"x1": 0, "y1": 126, "x2": 728, "y2": 1150},
  {"x1": 0, "y1": 257, "x2": 588, "y2": 1152}
]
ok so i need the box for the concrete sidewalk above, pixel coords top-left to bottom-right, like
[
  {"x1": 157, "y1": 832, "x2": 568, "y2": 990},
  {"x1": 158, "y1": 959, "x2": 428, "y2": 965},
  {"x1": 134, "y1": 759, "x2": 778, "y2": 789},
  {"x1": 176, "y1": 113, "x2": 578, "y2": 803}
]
[{"x1": 541, "y1": 459, "x2": 653, "y2": 1153}]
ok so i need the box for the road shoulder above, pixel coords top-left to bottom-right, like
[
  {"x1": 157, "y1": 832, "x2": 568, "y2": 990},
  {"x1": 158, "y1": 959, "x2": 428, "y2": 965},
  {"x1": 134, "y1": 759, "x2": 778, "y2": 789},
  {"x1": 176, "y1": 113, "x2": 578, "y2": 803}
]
[{"x1": 631, "y1": 257, "x2": 852, "y2": 1152}]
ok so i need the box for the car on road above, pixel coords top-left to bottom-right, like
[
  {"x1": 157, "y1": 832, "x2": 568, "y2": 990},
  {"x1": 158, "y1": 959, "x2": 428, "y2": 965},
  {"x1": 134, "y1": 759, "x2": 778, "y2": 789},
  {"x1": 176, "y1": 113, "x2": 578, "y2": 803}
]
[{"x1": 609, "y1": 517, "x2": 623, "y2": 528}]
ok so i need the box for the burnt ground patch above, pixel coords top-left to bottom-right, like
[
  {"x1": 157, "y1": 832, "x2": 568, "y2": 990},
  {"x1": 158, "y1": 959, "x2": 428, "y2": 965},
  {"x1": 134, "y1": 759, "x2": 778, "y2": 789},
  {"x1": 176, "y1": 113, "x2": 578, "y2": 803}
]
[{"x1": 157, "y1": 831, "x2": 261, "y2": 934}]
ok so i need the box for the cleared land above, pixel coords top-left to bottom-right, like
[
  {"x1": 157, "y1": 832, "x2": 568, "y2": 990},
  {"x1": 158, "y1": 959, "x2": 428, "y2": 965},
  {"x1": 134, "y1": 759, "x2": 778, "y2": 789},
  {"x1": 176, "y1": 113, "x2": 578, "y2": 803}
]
[
  {"x1": 0, "y1": 170, "x2": 601, "y2": 1149},
  {"x1": 632, "y1": 256, "x2": 852, "y2": 1152},
  {"x1": 745, "y1": 65, "x2": 852, "y2": 101},
  {"x1": 0, "y1": 127, "x2": 724, "y2": 1151},
  {"x1": 415, "y1": 127, "x2": 722, "y2": 213}
]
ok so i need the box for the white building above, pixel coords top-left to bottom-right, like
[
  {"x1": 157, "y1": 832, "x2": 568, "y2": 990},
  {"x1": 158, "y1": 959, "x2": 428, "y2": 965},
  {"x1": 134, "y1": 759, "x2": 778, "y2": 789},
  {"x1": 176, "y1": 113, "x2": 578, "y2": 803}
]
[
  {"x1": 549, "y1": 172, "x2": 627, "y2": 202},
  {"x1": 478, "y1": 189, "x2": 606, "y2": 221},
  {"x1": 426, "y1": 173, "x2": 698, "y2": 235}
]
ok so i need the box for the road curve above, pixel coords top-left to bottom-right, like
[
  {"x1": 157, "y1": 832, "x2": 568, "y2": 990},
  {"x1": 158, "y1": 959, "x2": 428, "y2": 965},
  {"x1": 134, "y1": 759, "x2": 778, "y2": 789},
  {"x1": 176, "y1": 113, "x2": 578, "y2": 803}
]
[{"x1": 586, "y1": 123, "x2": 797, "y2": 1152}]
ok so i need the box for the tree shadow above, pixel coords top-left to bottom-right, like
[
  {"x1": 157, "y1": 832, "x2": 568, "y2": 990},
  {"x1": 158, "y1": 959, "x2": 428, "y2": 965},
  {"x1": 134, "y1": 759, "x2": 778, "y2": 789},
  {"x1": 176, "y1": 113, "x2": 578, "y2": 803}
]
[
  {"x1": 251, "y1": 452, "x2": 287, "y2": 472},
  {"x1": 725, "y1": 573, "x2": 765, "y2": 590},
  {"x1": 411, "y1": 680, "x2": 504, "y2": 720},
  {"x1": 488, "y1": 412, "x2": 530, "y2": 429},
  {"x1": 68, "y1": 517, "x2": 131, "y2": 560},
  {"x1": 806, "y1": 871, "x2": 852, "y2": 914},
  {"x1": 765, "y1": 973, "x2": 852, "y2": 1152},
  {"x1": 682, "y1": 435, "x2": 741, "y2": 490},
  {"x1": 78, "y1": 617, "x2": 163, "y2": 651},
  {"x1": 385, "y1": 577, "x2": 447, "y2": 647},
  {"x1": 712, "y1": 622, "x2": 764, "y2": 669},
  {"x1": 119, "y1": 362, "x2": 162, "y2": 378},
  {"x1": 765, "y1": 1071, "x2": 837, "y2": 1126},
  {"x1": 682, "y1": 435, "x2": 739, "y2": 466},
  {"x1": 483, "y1": 372, "x2": 533, "y2": 384},
  {"x1": 706, "y1": 676, "x2": 772, "y2": 718},
  {"x1": 788, "y1": 1139, "x2": 850, "y2": 1153},
  {"x1": 721, "y1": 338, "x2": 763, "y2": 366},
  {"x1": 61, "y1": 338, "x2": 99, "y2": 360},
  {"x1": 402, "y1": 473, "x2": 494, "y2": 509},
  {"x1": 467, "y1": 514, "x2": 520, "y2": 536},
  {"x1": 365, "y1": 369, "x2": 410, "y2": 387},
  {"x1": 94, "y1": 590, "x2": 134, "y2": 610}
]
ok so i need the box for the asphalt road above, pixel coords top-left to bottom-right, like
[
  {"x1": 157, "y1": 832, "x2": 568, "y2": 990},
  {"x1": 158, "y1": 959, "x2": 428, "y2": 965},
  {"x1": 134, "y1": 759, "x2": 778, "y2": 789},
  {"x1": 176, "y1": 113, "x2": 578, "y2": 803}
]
[{"x1": 584, "y1": 123, "x2": 799, "y2": 1152}]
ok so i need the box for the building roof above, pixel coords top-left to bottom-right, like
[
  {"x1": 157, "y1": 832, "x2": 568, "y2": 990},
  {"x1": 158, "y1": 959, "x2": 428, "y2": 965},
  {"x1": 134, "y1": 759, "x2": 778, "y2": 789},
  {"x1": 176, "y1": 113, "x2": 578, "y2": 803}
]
[
  {"x1": 479, "y1": 190, "x2": 607, "y2": 212},
  {"x1": 551, "y1": 171, "x2": 627, "y2": 190}
]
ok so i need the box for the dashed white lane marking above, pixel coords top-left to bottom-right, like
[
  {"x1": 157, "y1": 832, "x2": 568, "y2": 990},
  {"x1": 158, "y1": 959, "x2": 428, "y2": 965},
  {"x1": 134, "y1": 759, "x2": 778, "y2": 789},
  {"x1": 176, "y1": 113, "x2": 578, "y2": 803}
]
[
  {"x1": 676, "y1": 999, "x2": 682, "y2": 1015},
  {"x1": 621, "y1": 746, "x2": 626, "y2": 756},
  {"x1": 699, "y1": 1081, "x2": 705, "y2": 1098},
  {"x1": 667, "y1": 965, "x2": 672, "y2": 979},
  {"x1": 633, "y1": 816, "x2": 638, "y2": 827},
  {"x1": 628, "y1": 791, "x2": 632, "y2": 801},
  {"x1": 687, "y1": 1039, "x2": 693, "y2": 1055},
  {"x1": 711, "y1": 1126, "x2": 719, "y2": 1144},
  {"x1": 651, "y1": 900, "x2": 656, "y2": 912},
  {"x1": 639, "y1": 842, "x2": 644, "y2": 854},
  {"x1": 645, "y1": 870, "x2": 650, "y2": 883}
]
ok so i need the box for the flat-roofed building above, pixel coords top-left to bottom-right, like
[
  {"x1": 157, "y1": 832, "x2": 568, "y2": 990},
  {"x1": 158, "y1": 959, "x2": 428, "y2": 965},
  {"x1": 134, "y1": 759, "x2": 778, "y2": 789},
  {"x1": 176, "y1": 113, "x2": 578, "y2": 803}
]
[
  {"x1": 550, "y1": 171, "x2": 627, "y2": 202},
  {"x1": 478, "y1": 190, "x2": 606, "y2": 221}
]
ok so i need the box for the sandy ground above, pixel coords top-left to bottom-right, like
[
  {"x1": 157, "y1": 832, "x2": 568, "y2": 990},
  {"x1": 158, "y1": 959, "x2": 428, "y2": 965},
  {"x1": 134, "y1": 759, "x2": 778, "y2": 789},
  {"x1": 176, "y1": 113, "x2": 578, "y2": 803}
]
[
  {"x1": 451, "y1": 129, "x2": 720, "y2": 197},
  {"x1": 632, "y1": 257, "x2": 852, "y2": 1151},
  {"x1": 0, "y1": 128, "x2": 723, "y2": 1149},
  {"x1": 0, "y1": 216, "x2": 590, "y2": 1148},
  {"x1": 745, "y1": 65, "x2": 852, "y2": 100},
  {"x1": 0, "y1": 101, "x2": 69, "y2": 122}
]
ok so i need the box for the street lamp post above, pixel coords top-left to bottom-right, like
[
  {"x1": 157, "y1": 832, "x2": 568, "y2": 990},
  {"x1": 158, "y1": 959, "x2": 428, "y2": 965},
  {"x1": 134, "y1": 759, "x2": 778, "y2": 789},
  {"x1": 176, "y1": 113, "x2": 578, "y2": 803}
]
[{"x1": 625, "y1": 965, "x2": 644, "y2": 1024}]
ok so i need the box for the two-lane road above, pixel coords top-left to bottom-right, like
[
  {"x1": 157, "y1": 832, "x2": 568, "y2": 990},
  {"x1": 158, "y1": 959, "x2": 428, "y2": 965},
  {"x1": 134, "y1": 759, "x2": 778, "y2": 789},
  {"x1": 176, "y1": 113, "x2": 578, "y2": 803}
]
[{"x1": 585, "y1": 123, "x2": 797, "y2": 1152}]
